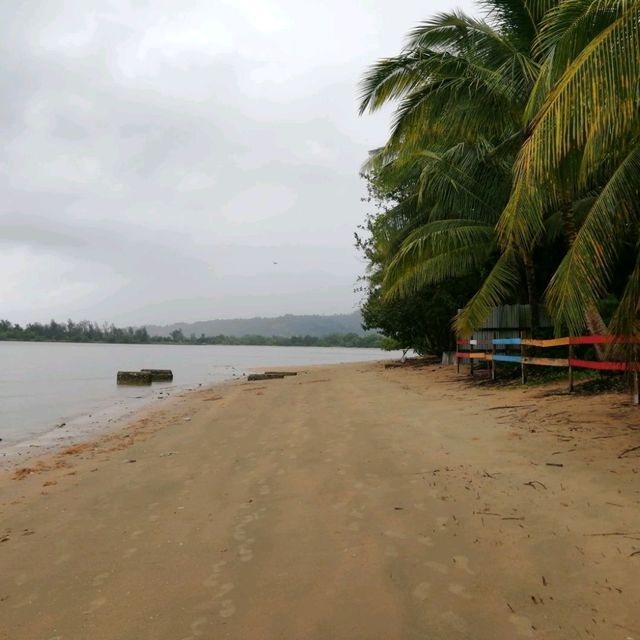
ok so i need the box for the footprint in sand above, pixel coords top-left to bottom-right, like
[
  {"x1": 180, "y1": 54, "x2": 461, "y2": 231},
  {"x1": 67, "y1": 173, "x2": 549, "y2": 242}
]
[
  {"x1": 219, "y1": 599, "x2": 236, "y2": 618},
  {"x1": 15, "y1": 573, "x2": 28, "y2": 586},
  {"x1": 86, "y1": 596, "x2": 107, "y2": 613},
  {"x1": 385, "y1": 545, "x2": 399, "y2": 558},
  {"x1": 190, "y1": 616, "x2": 208, "y2": 636},
  {"x1": 417, "y1": 535, "x2": 434, "y2": 547},
  {"x1": 347, "y1": 521, "x2": 361, "y2": 532},
  {"x1": 203, "y1": 574, "x2": 219, "y2": 588},
  {"x1": 214, "y1": 582, "x2": 234, "y2": 599},
  {"x1": 509, "y1": 614, "x2": 535, "y2": 637},
  {"x1": 122, "y1": 547, "x2": 137, "y2": 559},
  {"x1": 243, "y1": 512, "x2": 259, "y2": 525},
  {"x1": 435, "y1": 516, "x2": 448, "y2": 530},
  {"x1": 412, "y1": 582, "x2": 431, "y2": 601},
  {"x1": 203, "y1": 560, "x2": 227, "y2": 588},
  {"x1": 384, "y1": 530, "x2": 406, "y2": 540},
  {"x1": 449, "y1": 583, "x2": 472, "y2": 599},
  {"x1": 92, "y1": 572, "x2": 110, "y2": 587},
  {"x1": 148, "y1": 514, "x2": 160, "y2": 522},
  {"x1": 424, "y1": 560, "x2": 448, "y2": 575},
  {"x1": 238, "y1": 544, "x2": 253, "y2": 562},
  {"x1": 452, "y1": 555, "x2": 475, "y2": 575},
  {"x1": 439, "y1": 611, "x2": 468, "y2": 632}
]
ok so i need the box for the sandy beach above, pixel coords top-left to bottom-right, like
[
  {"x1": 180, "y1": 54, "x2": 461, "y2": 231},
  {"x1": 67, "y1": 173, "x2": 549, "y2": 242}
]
[{"x1": 1, "y1": 361, "x2": 639, "y2": 639}]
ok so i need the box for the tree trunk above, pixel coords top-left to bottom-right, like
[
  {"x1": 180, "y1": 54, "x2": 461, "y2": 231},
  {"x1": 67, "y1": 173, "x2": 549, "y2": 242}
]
[
  {"x1": 560, "y1": 204, "x2": 608, "y2": 358},
  {"x1": 522, "y1": 251, "x2": 539, "y2": 336}
]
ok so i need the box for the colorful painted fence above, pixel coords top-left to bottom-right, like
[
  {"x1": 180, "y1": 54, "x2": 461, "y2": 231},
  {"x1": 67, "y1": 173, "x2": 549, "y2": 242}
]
[{"x1": 455, "y1": 335, "x2": 640, "y2": 403}]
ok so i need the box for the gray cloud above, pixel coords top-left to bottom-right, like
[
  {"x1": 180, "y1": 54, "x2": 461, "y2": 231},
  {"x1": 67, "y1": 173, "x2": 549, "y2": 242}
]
[{"x1": 0, "y1": 0, "x2": 475, "y2": 325}]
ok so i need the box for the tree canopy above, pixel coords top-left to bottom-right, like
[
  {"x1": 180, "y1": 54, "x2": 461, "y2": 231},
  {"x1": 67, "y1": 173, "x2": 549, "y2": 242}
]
[{"x1": 357, "y1": 0, "x2": 640, "y2": 355}]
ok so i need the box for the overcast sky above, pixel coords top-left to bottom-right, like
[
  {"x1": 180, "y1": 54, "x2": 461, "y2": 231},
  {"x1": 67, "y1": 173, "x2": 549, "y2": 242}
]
[{"x1": 0, "y1": 0, "x2": 476, "y2": 325}]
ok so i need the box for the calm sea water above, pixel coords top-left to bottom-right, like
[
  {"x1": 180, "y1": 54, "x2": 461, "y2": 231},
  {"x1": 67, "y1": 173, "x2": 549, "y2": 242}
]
[{"x1": 0, "y1": 342, "x2": 398, "y2": 446}]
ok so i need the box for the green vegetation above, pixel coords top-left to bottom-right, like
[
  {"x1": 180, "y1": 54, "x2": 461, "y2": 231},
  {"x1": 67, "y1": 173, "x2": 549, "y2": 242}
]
[
  {"x1": 357, "y1": 0, "x2": 640, "y2": 355},
  {"x1": 0, "y1": 319, "x2": 383, "y2": 348}
]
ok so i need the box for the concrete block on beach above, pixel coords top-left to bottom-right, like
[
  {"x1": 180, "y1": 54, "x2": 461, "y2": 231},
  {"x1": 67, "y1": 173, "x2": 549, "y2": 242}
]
[
  {"x1": 264, "y1": 371, "x2": 298, "y2": 376},
  {"x1": 117, "y1": 371, "x2": 153, "y2": 385},
  {"x1": 141, "y1": 369, "x2": 174, "y2": 381},
  {"x1": 247, "y1": 373, "x2": 286, "y2": 381}
]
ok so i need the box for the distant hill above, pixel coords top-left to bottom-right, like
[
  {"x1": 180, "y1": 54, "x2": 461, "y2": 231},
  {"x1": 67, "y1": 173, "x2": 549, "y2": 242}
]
[{"x1": 145, "y1": 311, "x2": 368, "y2": 339}]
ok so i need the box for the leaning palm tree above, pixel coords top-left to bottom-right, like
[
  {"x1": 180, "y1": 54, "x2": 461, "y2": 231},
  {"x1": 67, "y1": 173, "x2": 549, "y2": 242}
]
[
  {"x1": 463, "y1": 0, "x2": 640, "y2": 340},
  {"x1": 359, "y1": 1, "x2": 559, "y2": 332}
]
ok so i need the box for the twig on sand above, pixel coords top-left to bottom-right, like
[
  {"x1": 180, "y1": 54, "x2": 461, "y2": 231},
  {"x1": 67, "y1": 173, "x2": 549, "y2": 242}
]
[
  {"x1": 502, "y1": 516, "x2": 525, "y2": 521},
  {"x1": 524, "y1": 480, "x2": 547, "y2": 490},
  {"x1": 546, "y1": 462, "x2": 564, "y2": 467},
  {"x1": 618, "y1": 445, "x2": 640, "y2": 459},
  {"x1": 630, "y1": 550, "x2": 640, "y2": 557},
  {"x1": 506, "y1": 602, "x2": 515, "y2": 613},
  {"x1": 585, "y1": 531, "x2": 640, "y2": 537},
  {"x1": 488, "y1": 405, "x2": 534, "y2": 411}
]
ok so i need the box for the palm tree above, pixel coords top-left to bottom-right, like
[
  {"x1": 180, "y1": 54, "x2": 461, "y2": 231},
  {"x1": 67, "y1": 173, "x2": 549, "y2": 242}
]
[
  {"x1": 359, "y1": 2, "x2": 557, "y2": 333},
  {"x1": 360, "y1": 0, "x2": 640, "y2": 349},
  {"x1": 462, "y1": 0, "x2": 640, "y2": 340}
]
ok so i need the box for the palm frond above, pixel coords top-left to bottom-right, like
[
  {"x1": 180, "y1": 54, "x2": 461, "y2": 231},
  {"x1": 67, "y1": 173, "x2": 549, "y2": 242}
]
[
  {"x1": 454, "y1": 248, "x2": 522, "y2": 335},
  {"x1": 545, "y1": 144, "x2": 640, "y2": 333},
  {"x1": 382, "y1": 220, "x2": 496, "y2": 299}
]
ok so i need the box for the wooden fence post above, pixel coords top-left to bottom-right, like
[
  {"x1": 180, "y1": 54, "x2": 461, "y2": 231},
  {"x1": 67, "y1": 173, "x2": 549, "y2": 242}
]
[
  {"x1": 470, "y1": 337, "x2": 475, "y2": 378},
  {"x1": 568, "y1": 342, "x2": 574, "y2": 392},
  {"x1": 520, "y1": 331, "x2": 527, "y2": 384},
  {"x1": 633, "y1": 371, "x2": 639, "y2": 405},
  {"x1": 491, "y1": 332, "x2": 496, "y2": 381}
]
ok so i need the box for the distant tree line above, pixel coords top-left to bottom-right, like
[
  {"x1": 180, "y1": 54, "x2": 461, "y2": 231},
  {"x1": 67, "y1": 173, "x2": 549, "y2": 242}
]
[
  {"x1": 0, "y1": 319, "x2": 384, "y2": 349},
  {"x1": 0, "y1": 319, "x2": 151, "y2": 343}
]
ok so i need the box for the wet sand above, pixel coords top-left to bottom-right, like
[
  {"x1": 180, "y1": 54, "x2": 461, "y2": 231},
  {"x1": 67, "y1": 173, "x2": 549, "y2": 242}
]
[{"x1": 1, "y1": 361, "x2": 639, "y2": 639}]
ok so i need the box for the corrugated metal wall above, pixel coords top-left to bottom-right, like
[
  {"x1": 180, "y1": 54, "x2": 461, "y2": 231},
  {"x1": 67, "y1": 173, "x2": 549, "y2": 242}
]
[{"x1": 461, "y1": 305, "x2": 552, "y2": 352}]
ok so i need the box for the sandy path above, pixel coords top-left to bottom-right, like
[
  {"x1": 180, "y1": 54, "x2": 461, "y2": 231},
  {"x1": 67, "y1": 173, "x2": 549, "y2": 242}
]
[{"x1": 1, "y1": 362, "x2": 639, "y2": 639}]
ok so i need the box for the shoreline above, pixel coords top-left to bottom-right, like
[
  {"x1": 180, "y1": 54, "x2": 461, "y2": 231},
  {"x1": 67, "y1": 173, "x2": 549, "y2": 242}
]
[
  {"x1": 0, "y1": 361, "x2": 347, "y2": 479},
  {"x1": 0, "y1": 373, "x2": 244, "y2": 470},
  {"x1": 0, "y1": 344, "x2": 397, "y2": 467},
  {"x1": 0, "y1": 358, "x2": 379, "y2": 471},
  {"x1": 1, "y1": 360, "x2": 639, "y2": 638}
]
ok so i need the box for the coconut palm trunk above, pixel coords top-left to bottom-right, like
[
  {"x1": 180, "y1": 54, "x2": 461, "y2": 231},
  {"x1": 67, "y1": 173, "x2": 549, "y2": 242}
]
[
  {"x1": 522, "y1": 251, "x2": 540, "y2": 335},
  {"x1": 559, "y1": 204, "x2": 608, "y2": 357}
]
